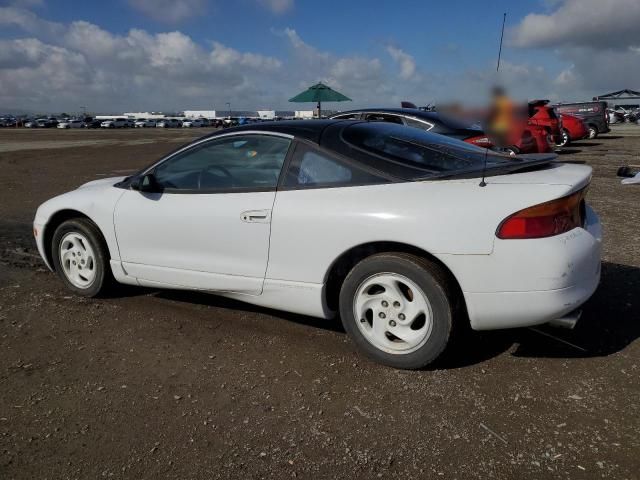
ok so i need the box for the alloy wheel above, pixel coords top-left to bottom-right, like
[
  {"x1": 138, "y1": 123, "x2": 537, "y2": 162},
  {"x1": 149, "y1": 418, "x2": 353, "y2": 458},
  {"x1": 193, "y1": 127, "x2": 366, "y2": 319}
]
[
  {"x1": 353, "y1": 273, "x2": 433, "y2": 355},
  {"x1": 59, "y1": 232, "x2": 97, "y2": 289}
]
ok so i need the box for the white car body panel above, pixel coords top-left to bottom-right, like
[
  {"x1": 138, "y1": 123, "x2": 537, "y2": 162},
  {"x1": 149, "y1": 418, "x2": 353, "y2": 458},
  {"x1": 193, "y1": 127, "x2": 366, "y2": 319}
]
[
  {"x1": 33, "y1": 151, "x2": 601, "y2": 331},
  {"x1": 113, "y1": 190, "x2": 276, "y2": 295},
  {"x1": 33, "y1": 177, "x2": 127, "y2": 271}
]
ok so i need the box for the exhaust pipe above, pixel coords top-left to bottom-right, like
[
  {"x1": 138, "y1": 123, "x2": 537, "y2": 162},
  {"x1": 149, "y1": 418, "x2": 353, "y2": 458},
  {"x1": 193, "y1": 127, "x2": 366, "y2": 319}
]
[{"x1": 547, "y1": 310, "x2": 582, "y2": 329}]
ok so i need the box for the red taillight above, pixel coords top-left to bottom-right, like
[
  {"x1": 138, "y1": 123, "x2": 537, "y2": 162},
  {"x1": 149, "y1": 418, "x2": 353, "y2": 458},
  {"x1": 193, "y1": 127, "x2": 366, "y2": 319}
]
[
  {"x1": 465, "y1": 135, "x2": 492, "y2": 148},
  {"x1": 497, "y1": 189, "x2": 586, "y2": 239}
]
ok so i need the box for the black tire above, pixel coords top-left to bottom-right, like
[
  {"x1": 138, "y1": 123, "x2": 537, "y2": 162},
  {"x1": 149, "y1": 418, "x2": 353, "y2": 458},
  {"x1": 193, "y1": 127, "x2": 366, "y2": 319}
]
[
  {"x1": 587, "y1": 126, "x2": 598, "y2": 139},
  {"x1": 51, "y1": 218, "x2": 112, "y2": 297},
  {"x1": 339, "y1": 253, "x2": 455, "y2": 370},
  {"x1": 558, "y1": 129, "x2": 570, "y2": 147}
]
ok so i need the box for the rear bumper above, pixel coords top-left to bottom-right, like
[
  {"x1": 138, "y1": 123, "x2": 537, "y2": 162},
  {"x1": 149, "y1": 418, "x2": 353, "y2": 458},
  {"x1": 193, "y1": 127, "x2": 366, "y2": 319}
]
[
  {"x1": 442, "y1": 206, "x2": 602, "y2": 331},
  {"x1": 464, "y1": 269, "x2": 599, "y2": 330}
]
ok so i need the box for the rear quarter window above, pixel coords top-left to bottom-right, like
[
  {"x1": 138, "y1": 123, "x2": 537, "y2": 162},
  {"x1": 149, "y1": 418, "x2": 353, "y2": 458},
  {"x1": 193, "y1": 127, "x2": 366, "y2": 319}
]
[{"x1": 282, "y1": 144, "x2": 386, "y2": 189}]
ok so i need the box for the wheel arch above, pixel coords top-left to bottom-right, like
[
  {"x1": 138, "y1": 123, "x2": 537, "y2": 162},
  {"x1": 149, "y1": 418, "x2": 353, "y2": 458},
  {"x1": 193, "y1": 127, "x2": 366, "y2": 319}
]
[
  {"x1": 43, "y1": 209, "x2": 111, "y2": 270},
  {"x1": 323, "y1": 241, "x2": 467, "y2": 317}
]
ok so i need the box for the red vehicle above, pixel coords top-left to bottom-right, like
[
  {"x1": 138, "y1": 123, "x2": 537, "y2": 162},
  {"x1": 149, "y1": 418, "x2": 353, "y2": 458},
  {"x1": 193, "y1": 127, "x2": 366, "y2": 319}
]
[
  {"x1": 439, "y1": 102, "x2": 554, "y2": 155},
  {"x1": 465, "y1": 123, "x2": 552, "y2": 155},
  {"x1": 528, "y1": 100, "x2": 563, "y2": 147},
  {"x1": 557, "y1": 113, "x2": 588, "y2": 146}
]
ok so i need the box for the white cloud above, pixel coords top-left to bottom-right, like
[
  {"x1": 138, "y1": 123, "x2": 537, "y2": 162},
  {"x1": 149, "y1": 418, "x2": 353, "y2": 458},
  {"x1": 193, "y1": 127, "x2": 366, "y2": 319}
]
[
  {"x1": 385, "y1": 46, "x2": 418, "y2": 81},
  {"x1": 554, "y1": 65, "x2": 577, "y2": 87},
  {"x1": 279, "y1": 28, "x2": 406, "y2": 104},
  {"x1": 0, "y1": 38, "x2": 94, "y2": 110},
  {"x1": 0, "y1": 11, "x2": 286, "y2": 112},
  {"x1": 0, "y1": 6, "x2": 64, "y2": 39},
  {"x1": 8, "y1": 0, "x2": 44, "y2": 8},
  {"x1": 127, "y1": 0, "x2": 207, "y2": 24},
  {"x1": 508, "y1": 0, "x2": 640, "y2": 100},
  {"x1": 257, "y1": 0, "x2": 294, "y2": 14},
  {"x1": 3, "y1": 7, "x2": 574, "y2": 113},
  {"x1": 510, "y1": 0, "x2": 640, "y2": 49}
]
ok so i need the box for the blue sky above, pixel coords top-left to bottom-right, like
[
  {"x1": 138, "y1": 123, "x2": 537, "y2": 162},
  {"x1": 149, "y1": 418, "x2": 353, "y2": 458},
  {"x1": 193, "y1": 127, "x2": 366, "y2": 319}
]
[{"x1": 1, "y1": 0, "x2": 639, "y2": 113}]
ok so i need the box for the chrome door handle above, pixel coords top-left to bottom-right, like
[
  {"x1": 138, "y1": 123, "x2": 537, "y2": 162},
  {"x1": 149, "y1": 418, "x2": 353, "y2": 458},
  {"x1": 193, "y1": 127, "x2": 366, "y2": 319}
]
[{"x1": 240, "y1": 209, "x2": 271, "y2": 223}]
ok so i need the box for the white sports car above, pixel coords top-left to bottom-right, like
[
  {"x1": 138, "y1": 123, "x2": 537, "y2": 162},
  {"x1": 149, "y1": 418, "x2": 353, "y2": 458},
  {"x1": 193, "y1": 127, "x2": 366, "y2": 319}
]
[{"x1": 33, "y1": 120, "x2": 602, "y2": 369}]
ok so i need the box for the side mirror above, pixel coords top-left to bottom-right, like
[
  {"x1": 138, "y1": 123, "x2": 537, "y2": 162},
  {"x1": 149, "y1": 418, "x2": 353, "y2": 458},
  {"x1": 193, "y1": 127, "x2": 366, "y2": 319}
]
[{"x1": 132, "y1": 173, "x2": 160, "y2": 193}]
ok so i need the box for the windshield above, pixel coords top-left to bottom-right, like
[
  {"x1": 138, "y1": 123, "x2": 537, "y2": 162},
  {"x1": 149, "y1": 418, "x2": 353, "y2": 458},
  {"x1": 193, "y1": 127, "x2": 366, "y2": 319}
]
[{"x1": 343, "y1": 122, "x2": 512, "y2": 177}]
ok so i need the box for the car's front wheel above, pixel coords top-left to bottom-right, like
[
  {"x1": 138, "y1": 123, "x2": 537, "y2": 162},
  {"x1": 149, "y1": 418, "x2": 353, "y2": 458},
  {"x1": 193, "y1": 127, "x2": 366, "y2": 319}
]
[
  {"x1": 51, "y1": 218, "x2": 112, "y2": 297},
  {"x1": 558, "y1": 129, "x2": 570, "y2": 147},
  {"x1": 587, "y1": 126, "x2": 598, "y2": 139},
  {"x1": 339, "y1": 253, "x2": 454, "y2": 369}
]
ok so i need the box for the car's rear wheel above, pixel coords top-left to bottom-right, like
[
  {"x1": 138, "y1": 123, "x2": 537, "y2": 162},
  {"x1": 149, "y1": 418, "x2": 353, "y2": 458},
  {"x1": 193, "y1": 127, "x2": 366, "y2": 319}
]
[
  {"x1": 587, "y1": 126, "x2": 598, "y2": 139},
  {"x1": 558, "y1": 129, "x2": 570, "y2": 147},
  {"x1": 339, "y1": 253, "x2": 454, "y2": 369},
  {"x1": 52, "y1": 219, "x2": 112, "y2": 297}
]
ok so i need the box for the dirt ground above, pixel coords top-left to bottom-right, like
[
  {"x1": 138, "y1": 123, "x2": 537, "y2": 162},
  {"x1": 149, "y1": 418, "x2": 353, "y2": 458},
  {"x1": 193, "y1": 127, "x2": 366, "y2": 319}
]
[{"x1": 0, "y1": 125, "x2": 638, "y2": 479}]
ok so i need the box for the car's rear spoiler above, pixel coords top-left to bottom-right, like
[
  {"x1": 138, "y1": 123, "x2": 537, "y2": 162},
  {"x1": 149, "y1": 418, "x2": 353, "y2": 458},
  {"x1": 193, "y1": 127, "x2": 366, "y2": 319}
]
[{"x1": 401, "y1": 101, "x2": 418, "y2": 109}]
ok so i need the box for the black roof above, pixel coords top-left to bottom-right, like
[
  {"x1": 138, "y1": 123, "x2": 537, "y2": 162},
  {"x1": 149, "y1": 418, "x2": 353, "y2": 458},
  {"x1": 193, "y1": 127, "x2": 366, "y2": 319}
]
[
  {"x1": 330, "y1": 108, "x2": 482, "y2": 134},
  {"x1": 208, "y1": 120, "x2": 339, "y2": 143},
  {"x1": 334, "y1": 107, "x2": 441, "y2": 122},
  {"x1": 120, "y1": 118, "x2": 556, "y2": 189}
]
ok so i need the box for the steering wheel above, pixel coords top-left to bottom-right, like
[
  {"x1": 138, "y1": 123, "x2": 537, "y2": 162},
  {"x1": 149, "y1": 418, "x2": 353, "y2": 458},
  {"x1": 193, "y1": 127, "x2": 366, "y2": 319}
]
[{"x1": 197, "y1": 165, "x2": 233, "y2": 189}]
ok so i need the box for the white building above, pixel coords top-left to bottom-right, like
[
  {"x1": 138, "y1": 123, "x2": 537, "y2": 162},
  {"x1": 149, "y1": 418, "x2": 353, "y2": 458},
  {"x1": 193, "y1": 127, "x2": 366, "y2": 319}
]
[
  {"x1": 184, "y1": 110, "x2": 217, "y2": 119},
  {"x1": 295, "y1": 110, "x2": 314, "y2": 119},
  {"x1": 123, "y1": 112, "x2": 166, "y2": 119},
  {"x1": 257, "y1": 110, "x2": 275, "y2": 120}
]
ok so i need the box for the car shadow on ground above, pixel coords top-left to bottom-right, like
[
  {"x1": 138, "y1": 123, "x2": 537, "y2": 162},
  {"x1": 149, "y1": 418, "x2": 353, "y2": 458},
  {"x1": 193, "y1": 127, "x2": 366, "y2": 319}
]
[
  {"x1": 434, "y1": 261, "x2": 640, "y2": 369},
  {"x1": 570, "y1": 142, "x2": 602, "y2": 148},
  {"x1": 152, "y1": 289, "x2": 346, "y2": 333},
  {"x1": 556, "y1": 149, "x2": 583, "y2": 156},
  {"x1": 144, "y1": 261, "x2": 639, "y2": 370},
  {"x1": 600, "y1": 135, "x2": 624, "y2": 140}
]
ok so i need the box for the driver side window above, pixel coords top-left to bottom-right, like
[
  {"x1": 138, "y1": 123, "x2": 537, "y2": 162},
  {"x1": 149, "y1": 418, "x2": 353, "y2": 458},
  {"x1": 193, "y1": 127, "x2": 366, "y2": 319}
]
[{"x1": 153, "y1": 135, "x2": 291, "y2": 192}]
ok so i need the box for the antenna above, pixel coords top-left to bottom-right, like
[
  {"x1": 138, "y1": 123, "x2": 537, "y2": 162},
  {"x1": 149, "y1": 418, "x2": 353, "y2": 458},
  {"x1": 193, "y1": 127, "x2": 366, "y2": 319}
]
[
  {"x1": 479, "y1": 148, "x2": 488, "y2": 187},
  {"x1": 496, "y1": 13, "x2": 507, "y2": 72}
]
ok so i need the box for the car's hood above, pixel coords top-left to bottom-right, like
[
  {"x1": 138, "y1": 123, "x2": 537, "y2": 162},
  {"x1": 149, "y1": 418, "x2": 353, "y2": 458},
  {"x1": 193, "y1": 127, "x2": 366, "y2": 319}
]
[{"x1": 78, "y1": 176, "x2": 126, "y2": 189}]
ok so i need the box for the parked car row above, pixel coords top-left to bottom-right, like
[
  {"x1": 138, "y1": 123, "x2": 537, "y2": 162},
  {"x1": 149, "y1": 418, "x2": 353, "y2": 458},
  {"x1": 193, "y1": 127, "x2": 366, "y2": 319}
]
[
  {"x1": 331, "y1": 100, "x2": 611, "y2": 155},
  {"x1": 99, "y1": 117, "x2": 227, "y2": 128},
  {"x1": 1, "y1": 115, "x2": 231, "y2": 129},
  {"x1": 607, "y1": 107, "x2": 640, "y2": 125}
]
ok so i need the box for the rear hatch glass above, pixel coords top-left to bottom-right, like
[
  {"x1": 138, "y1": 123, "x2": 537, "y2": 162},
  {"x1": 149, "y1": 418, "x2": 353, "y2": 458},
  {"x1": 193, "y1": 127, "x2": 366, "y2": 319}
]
[{"x1": 342, "y1": 122, "x2": 556, "y2": 180}]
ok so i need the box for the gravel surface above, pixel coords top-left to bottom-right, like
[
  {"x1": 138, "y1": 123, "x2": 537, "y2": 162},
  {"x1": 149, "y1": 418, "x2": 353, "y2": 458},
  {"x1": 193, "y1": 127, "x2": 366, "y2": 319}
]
[{"x1": 0, "y1": 125, "x2": 638, "y2": 479}]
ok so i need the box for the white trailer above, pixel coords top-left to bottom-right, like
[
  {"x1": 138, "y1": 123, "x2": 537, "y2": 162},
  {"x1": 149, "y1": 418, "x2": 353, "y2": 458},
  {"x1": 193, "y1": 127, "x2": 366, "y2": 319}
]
[
  {"x1": 257, "y1": 110, "x2": 275, "y2": 120},
  {"x1": 184, "y1": 110, "x2": 217, "y2": 119}
]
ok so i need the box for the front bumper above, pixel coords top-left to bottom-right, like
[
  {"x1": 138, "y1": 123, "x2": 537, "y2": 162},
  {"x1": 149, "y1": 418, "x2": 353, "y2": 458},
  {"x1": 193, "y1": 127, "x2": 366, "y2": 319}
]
[{"x1": 33, "y1": 218, "x2": 53, "y2": 271}]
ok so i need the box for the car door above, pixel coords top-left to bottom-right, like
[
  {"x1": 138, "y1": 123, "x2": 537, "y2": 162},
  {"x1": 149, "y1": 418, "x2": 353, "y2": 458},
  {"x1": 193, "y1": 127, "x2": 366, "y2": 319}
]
[{"x1": 113, "y1": 132, "x2": 292, "y2": 294}]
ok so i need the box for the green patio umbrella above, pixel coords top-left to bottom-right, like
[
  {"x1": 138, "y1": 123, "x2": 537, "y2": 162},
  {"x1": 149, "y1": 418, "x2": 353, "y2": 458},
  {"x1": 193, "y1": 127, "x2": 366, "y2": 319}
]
[{"x1": 288, "y1": 82, "x2": 351, "y2": 118}]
